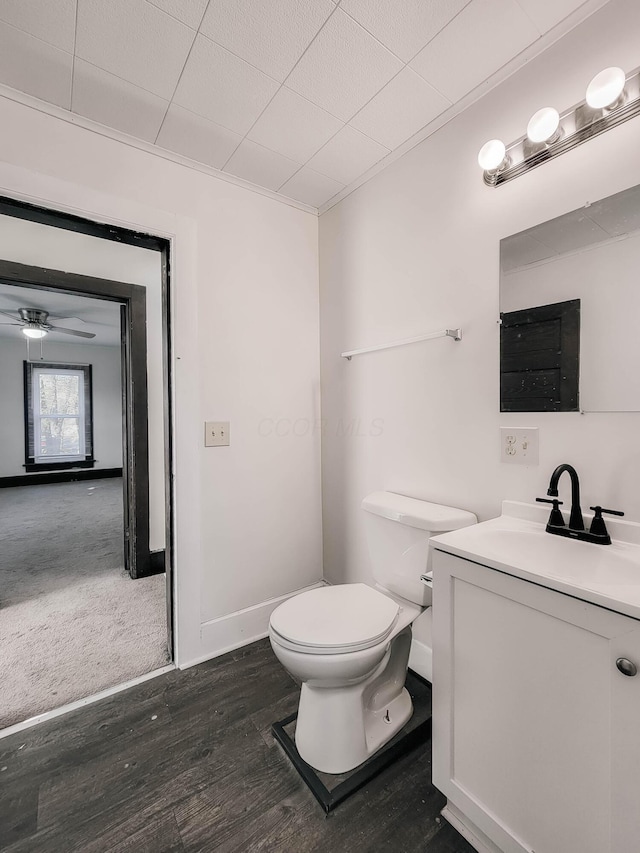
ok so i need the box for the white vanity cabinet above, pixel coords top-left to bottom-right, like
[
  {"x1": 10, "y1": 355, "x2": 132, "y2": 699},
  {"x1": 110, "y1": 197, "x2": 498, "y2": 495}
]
[{"x1": 431, "y1": 548, "x2": 640, "y2": 853}]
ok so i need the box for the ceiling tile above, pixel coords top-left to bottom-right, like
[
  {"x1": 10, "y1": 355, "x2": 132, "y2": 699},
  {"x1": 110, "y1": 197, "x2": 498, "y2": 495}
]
[
  {"x1": 515, "y1": 0, "x2": 589, "y2": 34},
  {"x1": 248, "y1": 88, "x2": 342, "y2": 163},
  {"x1": 76, "y1": 0, "x2": 195, "y2": 99},
  {"x1": 156, "y1": 104, "x2": 242, "y2": 168},
  {"x1": 285, "y1": 8, "x2": 403, "y2": 122},
  {"x1": 0, "y1": 22, "x2": 72, "y2": 108},
  {"x1": 279, "y1": 167, "x2": 344, "y2": 208},
  {"x1": 200, "y1": 0, "x2": 335, "y2": 83},
  {"x1": 340, "y1": 0, "x2": 472, "y2": 62},
  {"x1": 524, "y1": 209, "x2": 609, "y2": 255},
  {"x1": 146, "y1": 0, "x2": 209, "y2": 29},
  {"x1": 307, "y1": 125, "x2": 389, "y2": 185},
  {"x1": 224, "y1": 140, "x2": 301, "y2": 191},
  {"x1": 500, "y1": 233, "x2": 556, "y2": 273},
  {"x1": 0, "y1": 0, "x2": 76, "y2": 52},
  {"x1": 410, "y1": 0, "x2": 539, "y2": 103},
  {"x1": 72, "y1": 59, "x2": 168, "y2": 142},
  {"x1": 173, "y1": 34, "x2": 280, "y2": 135},
  {"x1": 350, "y1": 67, "x2": 450, "y2": 149}
]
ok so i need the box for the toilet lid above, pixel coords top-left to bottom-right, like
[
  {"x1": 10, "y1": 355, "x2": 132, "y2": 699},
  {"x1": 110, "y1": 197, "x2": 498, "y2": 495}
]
[{"x1": 270, "y1": 584, "x2": 400, "y2": 652}]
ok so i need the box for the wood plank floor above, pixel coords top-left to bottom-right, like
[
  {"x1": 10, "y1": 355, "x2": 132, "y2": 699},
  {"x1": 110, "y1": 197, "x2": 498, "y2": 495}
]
[{"x1": 0, "y1": 639, "x2": 476, "y2": 853}]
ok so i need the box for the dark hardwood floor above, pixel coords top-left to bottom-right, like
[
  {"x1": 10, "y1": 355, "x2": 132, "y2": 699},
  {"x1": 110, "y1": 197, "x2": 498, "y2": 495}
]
[{"x1": 0, "y1": 639, "x2": 476, "y2": 853}]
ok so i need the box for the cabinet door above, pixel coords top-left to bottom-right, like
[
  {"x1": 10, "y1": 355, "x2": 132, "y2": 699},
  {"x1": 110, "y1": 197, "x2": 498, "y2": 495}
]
[{"x1": 432, "y1": 549, "x2": 640, "y2": 853}]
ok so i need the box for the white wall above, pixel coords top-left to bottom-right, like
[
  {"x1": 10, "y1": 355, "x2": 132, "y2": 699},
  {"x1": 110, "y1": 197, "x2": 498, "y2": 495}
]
[
  {"x1": 0, "y1": 214, "x2": 166, "y2": 551},
  {"x1": 0, "y1": 83, "x2": 323, "y2": 665},
  {"x1": 0, "y1": 338, "x2": 122, "y2": 476},
  {"x1": 502, "y1": 233, "x2": 640, "y2": 412},
  {"x1": 318, "y1": 0, "x2": 640, "y2": 652}
]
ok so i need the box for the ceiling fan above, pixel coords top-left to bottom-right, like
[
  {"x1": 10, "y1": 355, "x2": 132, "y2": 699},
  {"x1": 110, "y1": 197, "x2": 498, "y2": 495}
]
[{"x1": 0, "y1": 308, "x2": 96, "y2": 339}]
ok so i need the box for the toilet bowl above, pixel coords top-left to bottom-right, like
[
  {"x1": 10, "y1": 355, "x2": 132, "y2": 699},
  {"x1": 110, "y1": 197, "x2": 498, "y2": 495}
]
[{"x1": 269, "y1": 492, "x2": 477, "y2": 775}]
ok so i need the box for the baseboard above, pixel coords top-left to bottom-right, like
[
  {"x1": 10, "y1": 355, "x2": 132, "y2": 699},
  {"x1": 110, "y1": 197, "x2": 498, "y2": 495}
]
[
  {"x1": 181, "y1": 580, "x2": 326, "y2": 670},
  {"x1": 147, "y1": 550, "x2": 166, "y2": 577},
  {"x1": 408, "y1": 637, "x2": 432, "y2": 683},
  {"x1": 441, "y1": 804, "x2": 502, "y2": 853},
  {"x1": 0, "y1": 467, "x2": 123, "y2": 488}
]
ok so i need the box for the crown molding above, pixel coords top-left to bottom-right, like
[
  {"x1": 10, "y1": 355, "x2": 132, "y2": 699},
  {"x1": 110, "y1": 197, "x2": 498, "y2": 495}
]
[{"x1": 0, "y1": 83, "x2": 318, "y2": 217}]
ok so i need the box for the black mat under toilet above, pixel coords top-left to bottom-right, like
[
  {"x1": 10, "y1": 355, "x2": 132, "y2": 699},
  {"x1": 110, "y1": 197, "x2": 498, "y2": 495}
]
[{"x1": 271, "y1": 670, "x2": 432, "y2": 812}]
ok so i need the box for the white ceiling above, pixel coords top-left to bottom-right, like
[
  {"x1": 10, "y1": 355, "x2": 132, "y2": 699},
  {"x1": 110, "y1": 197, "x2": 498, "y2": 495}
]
[
  {"x1": 0, "y1": 0, "x2": 605, "y2": 210},
  {"x1": 0, "y1": 282, "x2": 121, "y2": 346}
]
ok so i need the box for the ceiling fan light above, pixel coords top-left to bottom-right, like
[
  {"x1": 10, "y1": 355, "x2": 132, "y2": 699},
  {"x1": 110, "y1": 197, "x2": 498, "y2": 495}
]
[{"x1": 23, "y1": 324, "x2": 47, "y2": 339}]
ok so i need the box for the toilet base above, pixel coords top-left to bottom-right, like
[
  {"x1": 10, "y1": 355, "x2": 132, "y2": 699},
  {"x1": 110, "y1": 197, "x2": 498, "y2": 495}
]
[{"x1": 272, "y1": 670, "x2": 432, "y2": 813}]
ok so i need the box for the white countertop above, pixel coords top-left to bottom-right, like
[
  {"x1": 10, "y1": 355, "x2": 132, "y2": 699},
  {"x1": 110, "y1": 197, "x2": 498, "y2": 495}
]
[{"x1": 430, "y1": 501, "x2": 640, "y2": 622}]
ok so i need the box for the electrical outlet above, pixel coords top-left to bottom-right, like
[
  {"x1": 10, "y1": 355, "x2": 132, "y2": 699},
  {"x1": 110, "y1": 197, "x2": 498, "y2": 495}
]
[
  {"x1": 500, "y1": 427, "x2": 538, "y2": 465},
  {"x1": 205, "y1": 421, "x2": 230, "y2": 447}
]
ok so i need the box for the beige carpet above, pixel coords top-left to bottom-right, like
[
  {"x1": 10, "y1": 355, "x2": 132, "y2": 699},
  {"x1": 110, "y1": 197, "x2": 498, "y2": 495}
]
[{"x1": 0, "y1": 478, "x2": 168, "y2": 729}]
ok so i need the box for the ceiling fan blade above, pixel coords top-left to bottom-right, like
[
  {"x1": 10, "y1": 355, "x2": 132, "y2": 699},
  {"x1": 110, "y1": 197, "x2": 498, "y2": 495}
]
[
  {"x1": 48, "y1": 325, "x2": 96, "y2": 339},
  {"x1": 0, "y1": 322, "x2": 22, "y2": 326},
  {"x1": 0, "y1": 309, "x2": 21, "y2": 321}
]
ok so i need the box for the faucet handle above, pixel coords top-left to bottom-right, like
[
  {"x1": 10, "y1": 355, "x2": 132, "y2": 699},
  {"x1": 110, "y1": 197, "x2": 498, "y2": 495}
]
[
  {"x1": 536, "y1": 497, "x2": 565, "y2": 527},
  {"x1": 588, "y1": 506, "x2": 623, "y2": 543},
  {"x1": 589, "y1": 506, "x2": 624, "y2": 517}
]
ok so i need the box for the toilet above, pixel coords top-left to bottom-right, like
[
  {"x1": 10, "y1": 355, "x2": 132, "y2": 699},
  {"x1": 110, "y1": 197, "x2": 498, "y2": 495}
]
[{"x1": 269, "y1": 491, "x2": 477, "y2": 774}]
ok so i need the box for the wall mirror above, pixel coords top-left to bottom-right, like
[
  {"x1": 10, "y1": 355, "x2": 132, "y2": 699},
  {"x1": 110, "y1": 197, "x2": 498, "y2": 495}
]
[{"x1": 499, "y1": 183, "x2": 640, "y2": 413}]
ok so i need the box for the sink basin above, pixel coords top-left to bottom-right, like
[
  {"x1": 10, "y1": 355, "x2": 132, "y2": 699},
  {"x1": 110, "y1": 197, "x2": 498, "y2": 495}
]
[
  {"x1": 480, "y1": 528, "x2": 640, "y2": 586},
  {"x1": 430, "y1": 502, "x2": 640, "y2": 619}
]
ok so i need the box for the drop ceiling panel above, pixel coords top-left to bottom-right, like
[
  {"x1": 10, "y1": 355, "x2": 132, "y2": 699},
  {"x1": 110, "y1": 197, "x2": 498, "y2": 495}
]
[
  {"x1": 173, "y1": 34, "x2": 280, "y2": 134},
  {"x1": 156, "y1": 104, "x2": 242, "y2": 168},
  {"x1": 500, "y1": 233, "x2": 557, "y2": 273},
  {"x1": 0, "y1": 0, "x2": 77, "y2": 53},
  {"x1": 280, "y1": 167, "x2": 345, "y2": 208},
  {"x1": 516, "y1": 0, "x2": 591, "y2": 34},
  {"x1": 285, "y1": 8, "x2": 403, "y2": 121},
  {"x1": 73, "y1": 60, "x2": 169, "y2": 142},
  {"x1": 146, "y1": 0, "x2": 209, "y2": 29},
  {"x1": 0, "y1": 22, "x2": 72, "y2": 109},
  {"x1": 588, "y1": 185, "x2": 640, "y2": 237},
  {"x1": 224, "y1": 140, "x2": 301, "y2": 190},
  {"x1": 339, "y1": 0, "x2": 473, "y2": 62},
  {"x1": 248, "y1": 88, "x2": 343, "y2": 163},
  {"x1": 307, "y1": 125, "x2": 389, "y2": 186},
  {"x1": 76, "y1": 0, "x2": 196, "y2": 99},
  {"x1": 350, "y1": 66, "x2": 450, "y2": 149},
  {"x1": 200, "y1": 0, "x2": 336, "y2": 83},
  {"x1": 410, "y1": 0, "x2": 540, "y2": 103},
  {"x1": 0, "y1": 0, "x2": 605, "y2": 211}
]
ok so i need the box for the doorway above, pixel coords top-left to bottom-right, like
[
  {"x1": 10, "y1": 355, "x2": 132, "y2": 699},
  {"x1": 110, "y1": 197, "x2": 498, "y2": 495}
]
[{"x1": 0, "y1": 199, "x2": 173, "y2": 729}]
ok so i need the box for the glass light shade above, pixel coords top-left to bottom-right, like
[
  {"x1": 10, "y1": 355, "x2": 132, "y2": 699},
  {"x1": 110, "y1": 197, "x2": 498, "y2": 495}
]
[
  {"x1": 586, "y1": 67, "x2": 625, "y2": 109},
  {"x1": 478, "y1": 139, "x2": 506, "y2": 171},
  {"x1": 23, "y1": 325, "x2": 47, "y2": 339},
  {"x1": 527, "y1": 107, "x2": 560, "y2": 143}
]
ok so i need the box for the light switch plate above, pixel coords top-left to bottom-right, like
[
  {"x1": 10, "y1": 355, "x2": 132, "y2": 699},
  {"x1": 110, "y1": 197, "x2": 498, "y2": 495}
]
[
  {"x1": 500, "y1": 427, "x2": 538, "y2": 465},
  {"x1": 205, "y1": 421, "x2": 230, "y2": 447}
]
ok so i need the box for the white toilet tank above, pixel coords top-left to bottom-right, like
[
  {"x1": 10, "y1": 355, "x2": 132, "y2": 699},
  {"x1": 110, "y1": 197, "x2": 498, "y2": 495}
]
[{"x1": 362, "y1": 492, "x2": 477, "y2": 606}]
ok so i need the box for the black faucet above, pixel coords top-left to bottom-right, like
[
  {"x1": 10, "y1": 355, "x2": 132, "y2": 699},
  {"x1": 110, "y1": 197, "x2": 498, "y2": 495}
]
[
  {"x1": 547, "y1": 463, "x2": 584, "y2": 530},
  {"x1": 536, "y1": 463, "x2": 624, "y2": 545}
]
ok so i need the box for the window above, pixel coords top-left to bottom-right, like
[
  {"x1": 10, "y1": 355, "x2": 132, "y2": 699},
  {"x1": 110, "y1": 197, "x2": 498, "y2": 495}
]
[{"x1": 24, "y1": 362, "x2": 94, "y2": 470}]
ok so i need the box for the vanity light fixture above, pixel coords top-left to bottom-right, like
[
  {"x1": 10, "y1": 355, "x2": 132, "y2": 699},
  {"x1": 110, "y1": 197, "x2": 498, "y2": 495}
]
[{"x1": 479, "y1": 64, "x2": 640, "y2": 187}]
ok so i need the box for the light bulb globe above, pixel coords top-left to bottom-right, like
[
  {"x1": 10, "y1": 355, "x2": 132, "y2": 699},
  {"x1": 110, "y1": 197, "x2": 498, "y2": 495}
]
[
  {"x1": 22, "y1": 325, "x2": 47, "y2": 339},
  {"x1": 478, "y1": 139, "x2": 506, "y2": 171},
  {"x1": 527, "y1": 107, "x2": 560, "y2": 143},
  {"x1": 586, "y1": 67, "x2": 625, "y2": 109}
]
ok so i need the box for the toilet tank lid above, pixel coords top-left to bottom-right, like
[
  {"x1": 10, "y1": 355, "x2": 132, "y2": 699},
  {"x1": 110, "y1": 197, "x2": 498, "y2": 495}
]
[{"x1": 361, "y1": 491, "x2": 477, "y2": 532}]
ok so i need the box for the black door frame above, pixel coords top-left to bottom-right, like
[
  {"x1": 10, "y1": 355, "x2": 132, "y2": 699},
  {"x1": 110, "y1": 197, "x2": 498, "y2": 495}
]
[
  {"x1": 0, "y1": 258, "x2": 150, "y2": 574},
  {"x1": 0, "y1": 194, "x2": 174, "y2": 657}
]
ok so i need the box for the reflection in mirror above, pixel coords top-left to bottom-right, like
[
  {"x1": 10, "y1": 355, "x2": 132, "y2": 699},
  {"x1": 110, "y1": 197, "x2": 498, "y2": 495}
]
[{"x1": 500, "y1": 183, "x2": 640, "y2": 412}]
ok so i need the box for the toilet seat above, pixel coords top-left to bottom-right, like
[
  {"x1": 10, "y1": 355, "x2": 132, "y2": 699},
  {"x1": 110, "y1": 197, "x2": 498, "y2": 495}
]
[{"x1": 270, "y1": 583, "x2": 400, "y2": 655}]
